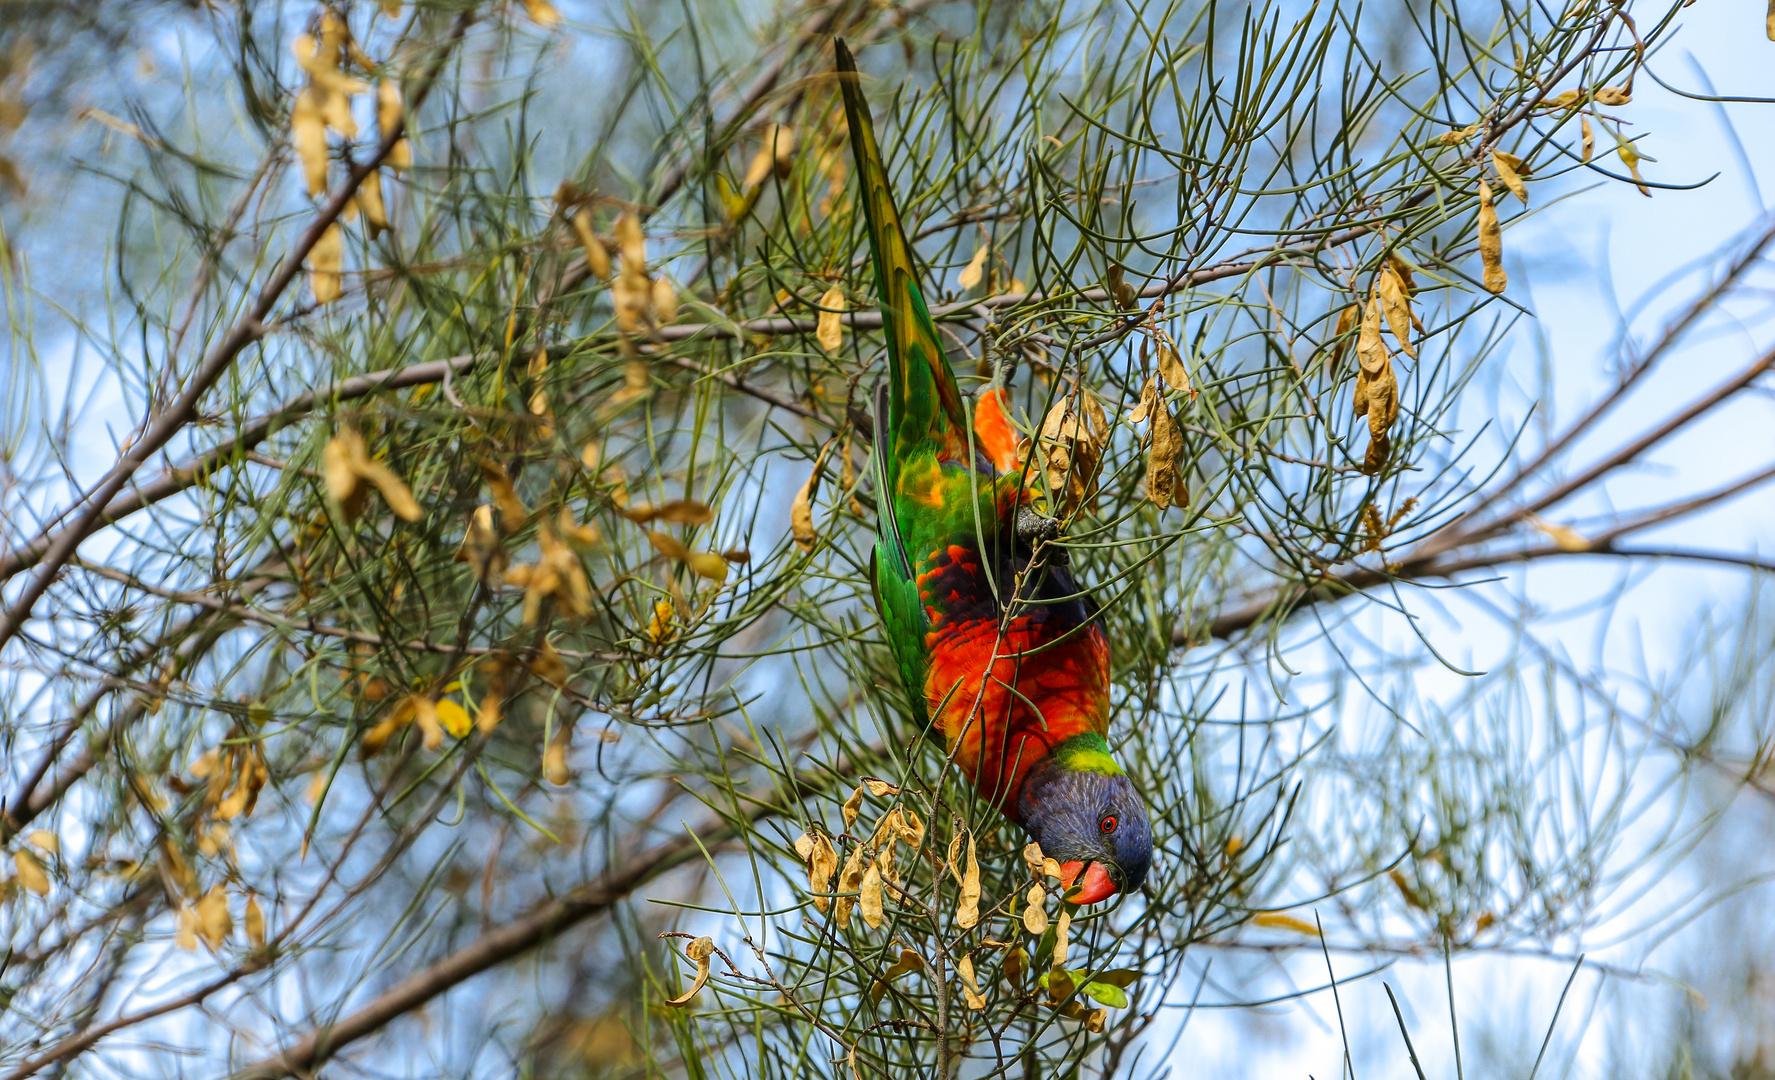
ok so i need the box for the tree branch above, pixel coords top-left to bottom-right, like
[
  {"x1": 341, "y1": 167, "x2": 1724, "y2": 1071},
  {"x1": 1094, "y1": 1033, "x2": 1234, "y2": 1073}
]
[
  {"x1": 1192, "y1": 541, "x2": 1775, "y2": 645},
  {"x1": 225, "y1": 763, "x2": 853, "y2": 1080},
  {"x1": 0, "y1": 12, "x2": 474, "y2": 651}
]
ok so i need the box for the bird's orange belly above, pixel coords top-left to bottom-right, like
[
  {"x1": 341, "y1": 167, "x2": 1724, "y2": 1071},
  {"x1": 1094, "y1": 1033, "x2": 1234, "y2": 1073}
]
[{"x1": 923, "y1": 616, "x2": 1110, "y2": 814}]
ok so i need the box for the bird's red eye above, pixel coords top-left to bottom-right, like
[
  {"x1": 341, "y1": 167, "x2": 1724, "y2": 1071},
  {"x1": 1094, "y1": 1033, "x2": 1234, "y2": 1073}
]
[{"x1": 1100, "y1": 815, "x2": 1118, "y2": 834}]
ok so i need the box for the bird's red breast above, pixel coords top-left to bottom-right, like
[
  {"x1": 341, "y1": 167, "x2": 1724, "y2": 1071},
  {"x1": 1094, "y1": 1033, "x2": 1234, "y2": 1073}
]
[{"x1": 916, "y1": 538, "x2": 1112, "y2": 815}]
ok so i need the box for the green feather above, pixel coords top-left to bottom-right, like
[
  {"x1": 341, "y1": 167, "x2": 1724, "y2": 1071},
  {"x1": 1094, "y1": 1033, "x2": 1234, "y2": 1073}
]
[
  {"x1": 841, "y1": 40, "x2": 1009, "y2": 744},
  {"x1": 835, "y1": 39, "x2": 967, "y2": 486},
  {"x1": 839, "y1": 38, "x2": 962, "y2": 734},
  {"x1": 1051, "y1": 733, "x2": 1125, "y2": 777}
]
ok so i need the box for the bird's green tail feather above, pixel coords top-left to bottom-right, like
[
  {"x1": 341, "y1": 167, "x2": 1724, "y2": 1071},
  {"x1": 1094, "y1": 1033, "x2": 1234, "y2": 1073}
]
[{"x1": 835, "y1": 39, "x2": 965, "y2": 492}]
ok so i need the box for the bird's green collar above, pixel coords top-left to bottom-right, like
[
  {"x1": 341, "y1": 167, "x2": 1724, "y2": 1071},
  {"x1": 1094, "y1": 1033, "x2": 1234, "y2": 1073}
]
[{"x1": 1051, "y1": 732, "x2": 1125, "y2": 777}]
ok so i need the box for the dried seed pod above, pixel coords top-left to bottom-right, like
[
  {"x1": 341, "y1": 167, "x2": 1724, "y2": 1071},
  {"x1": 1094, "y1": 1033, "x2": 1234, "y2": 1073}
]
[
  {"x1": 244, "y1": 894, "x2": 265, "y2": 947},
  {"x1": 1539, "y1": 88, "x2": 1582, "y2": 111},
  {"x1": 1155, "y1": 341, "x2": 1192, "y2": 398},
  {"x1": 622, "y1": 499, "x2": 714, "y2": 526},
  {"x1": 377, "y1": 81, "x2": 410, "y2": 171},
  {"x1": 796, "y1": 831, "x2": 838, "y2": 913},
  {"x1": 835, "y1": 843, "x2": 871, "y2": 929},
  {"x1": 1037, "y1": 392, "x2": 1109, "y2": 515},
  {"x1": 1145, "y1": 390, "x2": 1186, "y2": 510},
  {"x1": 177, "y1": 904, "x2": 199, "y2": 950},
  {"x1": 557, "y1": 508, "x2": 600, "y2": 548},
  {"x1": 412, "y1": 695, "x2": 443, "y2": 751},
  {"x1": 1530, "y1": 513, "x2": 1591, "y2": 552},
  {"x1": 1617, "y1": 139, "x2": 1651, "y2": 197},
  {"x1": 1491, "y1": 148, "x2": 1529, "y2": 203},
  {"x1": 1356, "y1": 295, "x2": 1388, "y2": 375},
  {"x1": 664, "y1": 937, "x2": 714, "y2": 1006},
  {"x1": 356, "y1": 168, "x2": 389, "y2": 236},
  {"x1": 651, "y1": 276, "x2": 679, "y2": 323},
  {"x1": 1052, "y1": 906, "x2": 1072, "y2": 968},
  {"x1": 543, "y1": 734, "x2": 570, "y2": 785},
  {"x1": 1478, "y1": 179, "x2": 1506, "y2": 294},
  {"x1": 791, "y1": 441, "x2": 834, "y2": 552},
  {"x1": 308, "y1": 223, "x2": 343, "y2": 305},
  {"x1": 859, "y1": 861, "x2": 885, "y2": 929},
  {"x1": 572, "y1": 210, "x2": 612, "y2": 279},
  {"x1": 1003, "y1": 946, "x2": 1028, "y2": 986},
  {"x1": 743, "y1": 123, "x2": 794, "y2": 188},
  {"x1": 520, "y1": 0, "x2": 560, "y2": 27},
  {"x1": 869, "y1": 949, "x2": 924, "y2": 1005},
  {"x1": 196, "y1": 884, "x2": 232, "y2": 948},
  {"x1": 13, "y1": 849, "x2": 49, "y2": 895},
  {"x1": 479, "y1": 460, "x2": 528, "y2": 526},
  {"x1": 1253, "y1": 911, "x2": 1321, "y2": 936},
  {"x1": 895, "y1": 808, "x2": 925, "y2": 848},
  {"x1": 957, "y1": 832, "x2": 982, "y2": 929},
  {"x1": 957, "y1": 955, "x2": 986, "y2": 1009},
  {"x1": 869, "y1": 807, "x2": 904, "y2": 852},
  {"x1": 291, "y1": 89, "x2": 328, "y2": 196},
  {"x1": 1374, "y1": 262, "x2": 1416, "y2": 359},
  {"x1": 959, "y1": 243, "x2": 989, "y2": 290},
  {"x1": 1023, "y1": 883, "x2": 1049, "y2": 934},
  {"x1": 477, "y1": 656, "x2": 508, "y2": 734},
  {"x1": 529, "y1": 639, "x2": 568, "y2": 687},
  {"x1": 1128, "y1": 374, "x2": 1158, "y2": 425},
  {"x1": 1327, "y1": 304, "x2": 1359, "y2": 372},
  {"x1": 1106, "y1": 262, "x2": 1138, "y2": 310},
  {"x1": 816, "y1": 285, "x2": 846, "y2": 351}
]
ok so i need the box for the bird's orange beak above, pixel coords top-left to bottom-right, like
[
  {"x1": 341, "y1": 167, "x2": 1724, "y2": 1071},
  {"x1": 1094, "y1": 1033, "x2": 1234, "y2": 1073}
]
[{"x1": 1059, "y1": 861, "x2": 1118, "y2": 904}]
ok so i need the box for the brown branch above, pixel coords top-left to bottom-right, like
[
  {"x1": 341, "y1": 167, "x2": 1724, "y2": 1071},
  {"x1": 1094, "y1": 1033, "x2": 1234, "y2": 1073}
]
[
  {"x1": 1193, "y1": 321, "x2": 1775, "y2": 648},
  {"x1": 5, "y1": 720, "x2": 494, "y2": 1080},
  {"x1": 1192, "y1": 541, "x2": 1775, "y2": 645},
  {"x1": 1457, "y1": 214, "x2": 1775, "y2": 526},
  {"x1": 226, "y1": 763, "x2": 855, "y2": 1080},
  {"x1": 1504, "y1": 345, "x2": 1775, "y2": 525},
  {"x1": 1585, "y1": 462, "x2": 1775, "y2": 546},
  {"x1": 0, "y1": 968, "x2": 261, "y2": 1080},
  {"x1": 0, "y1": 596, "x2": 247, "y2": 843},
  {"x1": 0, "y1": 353, "x2": 481, "y2": 582},
  {"x1": 1415, "y1": 341, "x2": 1775, "y2": 564}
]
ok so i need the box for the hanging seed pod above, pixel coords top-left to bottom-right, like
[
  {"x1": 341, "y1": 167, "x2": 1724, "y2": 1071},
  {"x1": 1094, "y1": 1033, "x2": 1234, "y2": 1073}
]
[
  {"x1": 956, "y1": 832, "x2": 982, "y2": 929},
  {"x1": 1478, "y1": 179, "x2": 1506, "y2": 294},
  {"x1": 1023, "y1": 883, "x2": 1049, "y2": 934},
  {"x1": 816, "y1": 285, "x2": 845, "y2": 351}
]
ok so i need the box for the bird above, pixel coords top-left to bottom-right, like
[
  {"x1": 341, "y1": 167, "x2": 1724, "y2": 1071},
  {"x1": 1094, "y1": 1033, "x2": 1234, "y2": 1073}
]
[{"x1": 836, "y1": 39, "x2": 1152, "y2": 904}]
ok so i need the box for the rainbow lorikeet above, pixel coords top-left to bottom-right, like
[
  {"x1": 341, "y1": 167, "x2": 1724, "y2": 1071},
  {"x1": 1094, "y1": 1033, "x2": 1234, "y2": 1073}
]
[{"x1": 836, "y1": 40, "x2": 1152, "y2": 904}]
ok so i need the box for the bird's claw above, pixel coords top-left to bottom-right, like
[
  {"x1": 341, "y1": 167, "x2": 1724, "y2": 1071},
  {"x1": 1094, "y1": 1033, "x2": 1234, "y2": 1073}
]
[{"x1": 1016, "y1": 508, "x2": 1065, "y2": 563}]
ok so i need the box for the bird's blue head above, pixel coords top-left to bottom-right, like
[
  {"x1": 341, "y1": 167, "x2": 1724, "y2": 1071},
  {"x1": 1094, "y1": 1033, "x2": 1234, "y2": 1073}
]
[{"x1": 1015, "y1": 733, "x2": 1153, "y2": 903}]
